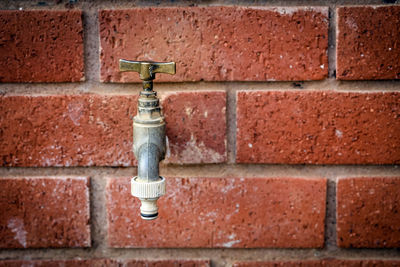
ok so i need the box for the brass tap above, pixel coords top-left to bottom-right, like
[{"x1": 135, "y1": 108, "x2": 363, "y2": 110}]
[{"x1": 119, "y1": 59, "x2": 176, "y2": 220}]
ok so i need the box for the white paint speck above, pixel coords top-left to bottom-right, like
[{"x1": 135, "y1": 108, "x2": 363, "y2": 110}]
[
  {"x1": 320, "y1": 64, "x2": 325, "y2": 69},
  {"x1": 335, "y1": 129, "x2": 343, "y2": 138},
  {"x1": 68, "y1": 102, "x2": 84, "y2": 126},
  {"x1": 185, "y1": 107, "x2": 193, "y2": 116},
  {"x1": 222, "y1": 240, "x2": 241, "y2": 247},
  {"x1": 289, "y1": 65, "x2": 293, "y2": 69},
  {"x1": 345, "y1": 17, "x2": 358, "y2": 31},
  {"x1": 221, "y1": 179, "x2": 235, "y2": 193},
  {"x1": 206, "y1": 211, "x2": 217, "y2": 219},
  {"x1": 248, "y1": 143, "x2": 253, "y2": 148},
  {"x1": 369, "y1": 188, "x2": 375, "y2": 195},
  {"x1": 389, "y1": 48, "x2": 392, "y2": 51},
  {"x1": 7, "y1": 218, "x2": 27, "y2": 247}
]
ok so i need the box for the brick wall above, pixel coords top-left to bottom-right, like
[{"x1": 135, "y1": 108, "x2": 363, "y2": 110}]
[{"x1": 0, "y1": 1, "x2": 399, "y2": 266}]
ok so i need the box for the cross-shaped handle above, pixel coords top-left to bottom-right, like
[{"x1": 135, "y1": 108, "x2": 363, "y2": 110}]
[{"x1": 119, "y1": 59, "x2": 176, "y2": 81}]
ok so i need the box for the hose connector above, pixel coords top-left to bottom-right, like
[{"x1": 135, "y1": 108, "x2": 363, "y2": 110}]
[{"x1": 131, "y1": 176, "x2": 166, "y2": 220}]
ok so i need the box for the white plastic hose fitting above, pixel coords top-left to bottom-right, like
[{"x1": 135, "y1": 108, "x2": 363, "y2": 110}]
[{"x1": 131, "y1": 176, "x2": 166, "y2": 220}]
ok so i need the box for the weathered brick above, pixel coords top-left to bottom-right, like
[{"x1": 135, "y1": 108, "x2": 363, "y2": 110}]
[
  {"x1": 337, "y1": 177, "x2": 400, "y2": 248},
  {"x1": 0, "y1": 10, "x2": 84, "y2": 82},
  {"x1": 233, "y1": 260, "x2": 400, "y2": 267},
  {"x1": 0, "y1": 95, "x2": 136, "y2": 166},
  {"x1": 236, "y1": 91, "x2": 400, "y2": 164},
  {"x1": 122, "y1": 259, "x2": 210, "y2": 267},
  {"x1": 0, "y1": 259, "x2": 117, "y2": 267},
  {"x1": 0, "y1": 259, "x2": 209, "y2": 267},
  {"x1": 233, "y1": 260, "x2": 323, "y2": 267},
  {"x1": 107, "y1": 177, "x2": 326, "y2": 248},
  {"x1": 0, "y1": 177, "x2": 90, "y2": 248},
  {"x1": 163, "y1": 91, "x2": 226, "y2": 164},
  {"x1": 99, "y1": 7, "x2": 328, "y2": 82},
  {"x1": 337, "y1": 6, "x2": 400, "y2": 80},
  {"x1": 0, "y1": 92, "x2": 226, "y2": 166},
  {"x1": 328, "y1": 260, "x2": 400, "y2": 267}
]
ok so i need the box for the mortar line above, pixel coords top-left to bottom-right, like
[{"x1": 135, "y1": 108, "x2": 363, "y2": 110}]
[
  {"x1": 328, "y1": 5, "x2": 336, "y2": 79},
  {"x1": 324, "y1": 176, "x2": 338, "y2": 251},
  {"x1": 81, "y1": 2, "x2": 100, "y2": 84},
  {"x1": 0, "y1": 80, "x2": 399, "y2": 96},
  {"x1": 1, "y1": 247, "x2": 400, "y2": 263},
  {"x1": 226, "y1": 86, "x2": 237, "y2": 164},
  {"x1": 0, "y1": 165, "x2": 399, "y2": 179},
  {"x1": 88, "y1": 173, "x2": 109, "y2": 253}
]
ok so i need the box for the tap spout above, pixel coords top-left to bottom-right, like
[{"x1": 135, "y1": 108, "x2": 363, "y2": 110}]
[{"x1": 137, "y1": 142, "x2": 161, "y2": 182}]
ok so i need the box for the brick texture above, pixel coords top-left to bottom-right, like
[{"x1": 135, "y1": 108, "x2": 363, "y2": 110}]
[
  {"x1": 0, "y1": 259, "x2": 209, "y2": 267},
  {"x1": 337, "y1": 177, "x2": 400, "y2": 248},
  {"x1": 233, "y1": 260, "x2": 324, "y2": 267},
  {"x1": 0, "y1": 177, "x2": 90, "y2": 248},
  {"x1": 163, "y1": 91, "x2": 226, "y2": 164},
  {"x1": 0, "y1": 92, "x2": 225, "y2": 166},
  {"x1": 122, "y1": 259, "x2": 210, "y2": 267},
  {"x1": 236, "y1": 91, "x2": 400, "y2": 164},
  {"x1": 107, "y1": 177, "x2": 326, "y2": 248},
  {"x1": 0, "y1": 259, "x2": 117, "y2": 267},
  {"x1": 233, "y1": 260, "x2": 400, "y2": 267},
  {"x1": 99, "y1": 6, "x2": 328, "y2": 82},
  {"x1": 337, "y1": 6, "x2": 400, "y2": 80},
  {"x1": 0, "y1": 10, "x2": 84, "y2": 82}
]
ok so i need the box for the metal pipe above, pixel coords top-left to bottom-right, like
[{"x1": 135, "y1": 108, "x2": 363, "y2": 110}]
[{"x1": 137, "y1": 143, "x2": 160, "y2": 182}]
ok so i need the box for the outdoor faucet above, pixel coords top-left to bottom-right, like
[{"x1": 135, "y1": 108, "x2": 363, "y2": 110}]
[{"x1": 119, "y1": 59, "x2": 176, "y2": 220}]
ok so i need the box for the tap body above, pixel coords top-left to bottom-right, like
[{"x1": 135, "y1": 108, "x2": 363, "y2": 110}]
[
  {"x1": 130, "y1": 87, "x2": 167, "y2": 220},
  {"x1": 133, "y1": 92, "x2": 166, "y2": 182},
  {"x1": 119, "y1": 60, "x2": 175, "y2": 220}
]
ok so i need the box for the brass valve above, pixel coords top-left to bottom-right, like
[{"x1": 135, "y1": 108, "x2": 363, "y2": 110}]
[
  {"x1": 119, "y1": 59, "x2": 176, "y2": 86},
  {"x1": 119, "y1": 59, "x2": 176, "y2": 220}
]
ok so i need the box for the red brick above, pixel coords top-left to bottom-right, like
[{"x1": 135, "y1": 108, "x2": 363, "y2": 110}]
[
  {"x1": 337, "y1": 6, "x2": 400, "y2": 80},
  {"x1": 107, "y1": 177, "x2": 326, "y2": 248},
  {"x1": 233, "y1": 260, "x2": 324, "y2": 267},
  {"x1": 0, "y1": 259, "x2": 117, "y2": 267},
  {"x1": 0, "y1": 259, "x2": 209, "y2": 267},
  {"x1": 233, "y1": 260, "x2": 400, "y2": 267},
  {"x1": 162, "y1": 91, "x2": 226, "y2": 164},
  {"x1": 0, "y1": 92, "x2": 225, "y2": 166},
  {"x1": 236, "y1": 91, "x2": 400, "y2": 164},
  {"x1": 0, "y1": 95, "x2": 136, "y2": 166},
  {"x1": 0, "y1": 177, "x2": 90, "y2": 248},
  {"x1": 99, "y1": 7, "x2": 328, "y2": 82},
  {"x1": 0, "y1": 10, "x2": 84, "y2": 82},
  {"x1": 337, "y1": 177, "x2": 400, "y2": 248},
  {"x1": 122, "y1": 259, "x2": 210, "y2": 267},
  {"x1": 328, "y1": 260, "x2": 400, "y2": 267}
]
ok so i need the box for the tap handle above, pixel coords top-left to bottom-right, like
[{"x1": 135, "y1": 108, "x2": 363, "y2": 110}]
[{"x1": 119, "y1": 59, "x2": 176, "y2": 81}]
